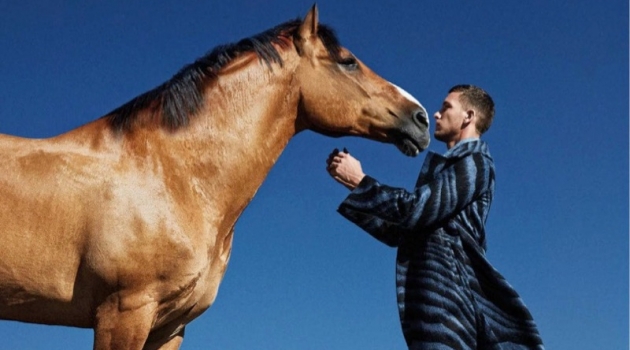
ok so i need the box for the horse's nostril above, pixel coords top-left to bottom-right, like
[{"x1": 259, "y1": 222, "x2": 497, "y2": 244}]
[{"x1": 413, "y1": 109, "x2": 429, "y2": 127}]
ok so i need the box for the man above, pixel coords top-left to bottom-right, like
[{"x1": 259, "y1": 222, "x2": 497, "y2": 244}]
[{"x1": 326, "y1": 85, "x2": 543, "y2": 349}]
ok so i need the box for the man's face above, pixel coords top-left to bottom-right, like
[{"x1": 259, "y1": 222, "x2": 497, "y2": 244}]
[{"x1": 433, "y1": 91, "x2": 468, "y2": 144}]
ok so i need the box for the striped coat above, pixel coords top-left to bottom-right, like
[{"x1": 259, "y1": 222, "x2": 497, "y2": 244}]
[{"x1": 338, "y1": 139, "x2": 543, "y2": 349}]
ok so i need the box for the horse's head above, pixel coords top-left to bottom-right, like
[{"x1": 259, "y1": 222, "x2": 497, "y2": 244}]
[{"x1": 293, "y1": 5, "x2": 430, "y2": 156}]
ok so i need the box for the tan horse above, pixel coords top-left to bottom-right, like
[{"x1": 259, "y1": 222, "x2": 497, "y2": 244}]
[{"x1": 0, "y1": 5, "x2": 429, "y2": 350}]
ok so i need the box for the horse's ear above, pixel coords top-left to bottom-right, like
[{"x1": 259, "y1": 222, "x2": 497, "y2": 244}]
[
  {"x1": 299, "y1": 4, "x2": 319, "y2": 39},
  {"x1": 295, "y1": 4, "x2": 319, "y2": 55}
]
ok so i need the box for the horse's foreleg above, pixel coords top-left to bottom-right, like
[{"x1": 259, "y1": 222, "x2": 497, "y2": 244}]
[
  {"x1": 93, "y1": 296, "x2": 158, "y2": 350},
  {"x1": 143, "y1": 327, "x2": 185, "y2": 350}
]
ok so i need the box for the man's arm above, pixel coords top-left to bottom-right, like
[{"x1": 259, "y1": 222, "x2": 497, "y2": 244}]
[
  {"x1": 336, "y1": 176, "x2": 405, "y2": 247},
  {"x1": 327, "y1": 151, "x2": 402, "y2": 246},
  {"x1": 337, "y1": 152, "x2": 494, "y2": 233}
]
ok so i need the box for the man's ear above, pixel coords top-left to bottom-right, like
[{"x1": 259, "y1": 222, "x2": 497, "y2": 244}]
[
  {"x1": 461, "y1": 109, "x2": 475, "y2": 130},
  {"x1": 465, "y1": 109, "x2": 475, "y2": 122}
]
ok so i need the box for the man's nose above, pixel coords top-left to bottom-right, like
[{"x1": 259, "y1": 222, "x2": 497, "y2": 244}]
[{"x1": 434, "y1": 111, "x2": 441, "y2": 120}]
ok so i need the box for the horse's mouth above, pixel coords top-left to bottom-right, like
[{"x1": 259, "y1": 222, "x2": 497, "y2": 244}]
[
  {"x1": 393, "y1": 131, "x2": 430, "y2": 157},
  {"x1": 395, "y1": 138, "x2": 421, "y2": 157}
]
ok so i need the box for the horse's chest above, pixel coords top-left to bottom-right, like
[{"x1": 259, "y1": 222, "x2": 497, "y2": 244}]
[{"x1": 154, "y1": 226, "x2": 235, "y2": 327}]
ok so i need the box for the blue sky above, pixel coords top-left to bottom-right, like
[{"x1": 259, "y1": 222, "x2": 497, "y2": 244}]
[{"x1": 0, "y1": 1, "x2": 627, "y2": 349}]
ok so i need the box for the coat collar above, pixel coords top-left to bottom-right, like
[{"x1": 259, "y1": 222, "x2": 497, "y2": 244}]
[
  {"x1": 416, "y1": 139, "x2": 491, "y2": 186},
  {"x1": 443, "y1": 138, "x2": 489, "y2": 159}
]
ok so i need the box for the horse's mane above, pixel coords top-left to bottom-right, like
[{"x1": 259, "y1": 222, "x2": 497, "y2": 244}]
[{"x1": 106, "y1": 19, "x2": 342, "y2": 132}]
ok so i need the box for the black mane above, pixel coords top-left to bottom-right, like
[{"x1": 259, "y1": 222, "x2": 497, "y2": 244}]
[{"x1": 106, "y1": 19, "x2": 342, "y2": 132}]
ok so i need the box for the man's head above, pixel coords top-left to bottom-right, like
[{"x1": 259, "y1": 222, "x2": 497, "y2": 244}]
[{"x1": 433, "y1": 84, "x2": 494, "y2": 148}]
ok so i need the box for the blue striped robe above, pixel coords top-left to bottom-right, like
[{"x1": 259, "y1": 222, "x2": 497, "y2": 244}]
[{"x1": 338, "y1": 139, "x2": 543, "y2": 349}]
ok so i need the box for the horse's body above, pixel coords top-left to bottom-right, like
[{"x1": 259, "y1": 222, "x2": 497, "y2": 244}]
[{"x1": 0, "y1": 6, "x2": 429, "y2": 349}]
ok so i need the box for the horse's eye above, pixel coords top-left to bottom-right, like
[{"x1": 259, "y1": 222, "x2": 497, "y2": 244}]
[{"x1": 339, "y1": 57, "x2": 359, "y2": 70}]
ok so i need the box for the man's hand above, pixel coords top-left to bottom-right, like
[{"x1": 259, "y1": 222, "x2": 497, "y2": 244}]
[{"x1": 326, "y1": 148, "x2": 365, "y2": 190}]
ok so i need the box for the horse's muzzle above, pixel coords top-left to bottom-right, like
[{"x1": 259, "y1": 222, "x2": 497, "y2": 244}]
[{"x1": 393, "y1": 107, "x2": 430, "y2": 157}]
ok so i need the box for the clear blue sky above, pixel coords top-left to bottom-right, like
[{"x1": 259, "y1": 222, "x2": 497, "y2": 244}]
[{"x1": 0, "y1": 1, "x2": 627, "y2": 349}]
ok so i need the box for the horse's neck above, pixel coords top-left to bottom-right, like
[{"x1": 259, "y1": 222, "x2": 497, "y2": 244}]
[
  {"x1": 169, "y1": 59, "x2": 300, "y2": 213},
  {"x1": 53, "y1": 57, "x2": 300, "y2": 231}
]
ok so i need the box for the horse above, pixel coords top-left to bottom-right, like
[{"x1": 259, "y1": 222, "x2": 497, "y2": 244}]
[{"x1": 0, "y1": 5, "x2": 429, "y2": 349}]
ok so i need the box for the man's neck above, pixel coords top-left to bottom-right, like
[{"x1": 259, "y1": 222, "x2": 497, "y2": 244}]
[
  {"x1": 446, "y1": 129, "x2": 481, "y2": 149},
  {"x1": 446, "y1": 136, "x2": 480, "y2": 150}
]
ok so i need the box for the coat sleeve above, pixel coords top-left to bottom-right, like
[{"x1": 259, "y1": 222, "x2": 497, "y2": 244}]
[
  {"x1": 338, "y1": 152, "x2": 493, "y2": 245},
  {"x1": 337, "y1": 176, "x2": 404, "y2": 247}
]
